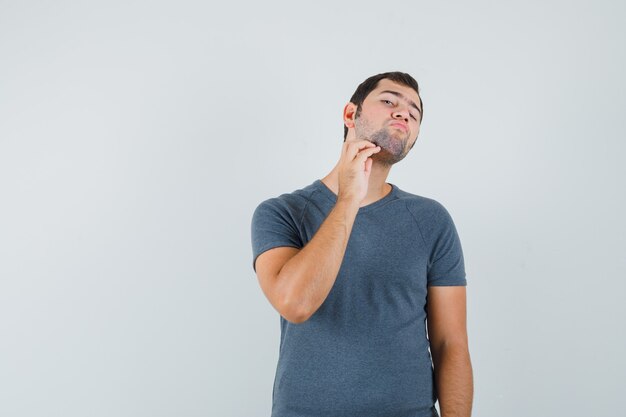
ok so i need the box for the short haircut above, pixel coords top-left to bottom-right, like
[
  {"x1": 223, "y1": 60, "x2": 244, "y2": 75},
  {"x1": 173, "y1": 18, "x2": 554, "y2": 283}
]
[{"x1": 344, "y1": 71, "x2": 423, "y2": 141}]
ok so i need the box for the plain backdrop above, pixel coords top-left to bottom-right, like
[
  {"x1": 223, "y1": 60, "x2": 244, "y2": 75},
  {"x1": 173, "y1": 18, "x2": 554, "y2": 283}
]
[{"x1": 1, "y1": 1, "x2": 625, "y2": 416}]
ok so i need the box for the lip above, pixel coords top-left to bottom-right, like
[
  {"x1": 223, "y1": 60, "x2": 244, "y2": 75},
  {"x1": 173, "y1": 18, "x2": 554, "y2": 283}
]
[{"x1": 389, "y1": 122, "x2": 408, "y2": 132}]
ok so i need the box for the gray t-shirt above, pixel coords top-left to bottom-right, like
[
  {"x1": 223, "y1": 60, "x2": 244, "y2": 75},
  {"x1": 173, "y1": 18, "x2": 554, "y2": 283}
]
[{"x1": 250, "y1": 179, "x2": 466, "y2": 417}]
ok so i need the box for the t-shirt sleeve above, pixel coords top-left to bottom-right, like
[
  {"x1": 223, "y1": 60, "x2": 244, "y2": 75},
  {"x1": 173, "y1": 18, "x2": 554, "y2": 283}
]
[
  {"x1": 250, "y1": 198, "x2": 304, "y2": 273},
  {"x1": 427, "y1": 203, "x2": 467, "y2": 286}
]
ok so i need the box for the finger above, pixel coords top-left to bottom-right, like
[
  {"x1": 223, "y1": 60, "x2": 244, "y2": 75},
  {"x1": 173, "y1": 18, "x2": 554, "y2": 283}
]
[
  {"x1": 345, "y1": 140, "x2": 377, "y2": 160},
  {"x1": 354, "y1": 146, "x2": 381, "y2": 163}
]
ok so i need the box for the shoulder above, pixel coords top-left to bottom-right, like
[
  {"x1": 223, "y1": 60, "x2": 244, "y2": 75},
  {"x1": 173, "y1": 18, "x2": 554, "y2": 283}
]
[
  {"x1": 252, "y1": 181, "x2": 327, "y2": 229},
  {"x1": 392, "y1": 186, "x2": 463, "y2": 259},
  {"x1": 253, "y1": 181, "x2": 319, "y2": 219},
  {"x1": 393, "y1": 186, "x2": 454, "y2": 223},
  {"x1": 250, "y1": 182, "x2": 320, "y2": 270}
]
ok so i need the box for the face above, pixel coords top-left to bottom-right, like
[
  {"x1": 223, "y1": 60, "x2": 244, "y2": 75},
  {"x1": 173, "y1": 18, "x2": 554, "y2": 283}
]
[{"x1": 350, "y1": 79, "x2": 422, "y2": 165}]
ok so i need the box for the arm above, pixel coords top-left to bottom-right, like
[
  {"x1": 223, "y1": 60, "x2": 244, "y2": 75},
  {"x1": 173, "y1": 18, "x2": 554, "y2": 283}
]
[
  {"x1": 275, "y1": 198, "x2": 359, "y2": 323},
  {"x1": 255, "y1": 140, "x2": 381, "y2": 324},
  {"x1": 427, "y1": 286, "x2": 473, "y2": 417}
]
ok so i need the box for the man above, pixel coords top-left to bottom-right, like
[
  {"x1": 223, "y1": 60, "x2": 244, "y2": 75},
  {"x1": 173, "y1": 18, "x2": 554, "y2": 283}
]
[{"x1": 250, "y1": 71, "x2": 473, "y2": 417}]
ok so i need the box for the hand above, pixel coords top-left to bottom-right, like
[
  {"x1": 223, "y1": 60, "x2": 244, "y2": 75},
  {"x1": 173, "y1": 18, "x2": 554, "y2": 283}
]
[{"x1": 337, "y1": 139, "x2": 381, "y2": 205}]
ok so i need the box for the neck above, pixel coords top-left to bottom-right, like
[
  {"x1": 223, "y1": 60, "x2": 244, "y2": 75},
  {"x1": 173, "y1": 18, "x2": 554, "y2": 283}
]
[{"x1": 320, "y1": 161, "x2": 392, "y2": 207}]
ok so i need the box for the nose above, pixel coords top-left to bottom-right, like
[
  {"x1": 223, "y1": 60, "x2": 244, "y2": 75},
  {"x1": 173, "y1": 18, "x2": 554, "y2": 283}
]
[{"x1": 392, "y1": 107, "x2": 410, "y2": 122}]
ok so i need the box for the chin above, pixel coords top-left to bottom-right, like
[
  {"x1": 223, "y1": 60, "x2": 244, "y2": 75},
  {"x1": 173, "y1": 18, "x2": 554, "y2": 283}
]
[{"x1": 373, "y1": 150, "x2": 406, "y2": 166}]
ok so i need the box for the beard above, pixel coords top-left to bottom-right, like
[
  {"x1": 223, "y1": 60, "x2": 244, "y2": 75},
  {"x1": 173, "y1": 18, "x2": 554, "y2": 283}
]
[{"x1": 354, "y1": 117, "x2": 411, "y2": 166}]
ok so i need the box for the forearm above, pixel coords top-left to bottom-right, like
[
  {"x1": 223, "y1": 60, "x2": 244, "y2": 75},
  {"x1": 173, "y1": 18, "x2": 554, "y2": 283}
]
[
  {"x1": 431, "y1": 343, "x2": 474, "y2": 417},
  {"x1": 277, "y1": 198, "x2": 359, "y2": 322}
]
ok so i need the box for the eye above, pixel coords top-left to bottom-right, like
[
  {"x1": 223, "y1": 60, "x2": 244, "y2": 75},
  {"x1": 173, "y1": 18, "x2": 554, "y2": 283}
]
[
  {"x1": 382, "y1": 99, "x2": 394, "y2": 106},
  {"x1": 410, "y1": 114, "x2": 417, "y2": 121}
]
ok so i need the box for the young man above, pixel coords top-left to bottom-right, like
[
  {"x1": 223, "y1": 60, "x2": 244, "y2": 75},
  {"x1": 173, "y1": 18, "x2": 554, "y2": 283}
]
[{"x1": 251, "y1": 72, "x2": 473, "y2": 417}]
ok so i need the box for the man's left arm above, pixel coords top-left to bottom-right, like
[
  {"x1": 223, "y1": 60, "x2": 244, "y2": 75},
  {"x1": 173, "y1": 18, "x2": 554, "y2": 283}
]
[{"x1": 427, "y1": 285, "x2": 473, "y2": 417}]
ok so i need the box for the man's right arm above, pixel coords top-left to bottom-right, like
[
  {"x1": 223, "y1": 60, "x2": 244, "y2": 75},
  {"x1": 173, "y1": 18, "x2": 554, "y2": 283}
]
[
  {"x1": 254, "y1": 139, "x2": 380, "y2": 323},
  {"x1": 256, "y1": 198, "x2": 360, "y2": 323}
]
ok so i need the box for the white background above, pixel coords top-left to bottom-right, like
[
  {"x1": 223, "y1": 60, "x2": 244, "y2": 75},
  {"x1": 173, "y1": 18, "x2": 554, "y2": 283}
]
[{"x1": 1, "y1": 1, "x2": 625, "y2": 416}]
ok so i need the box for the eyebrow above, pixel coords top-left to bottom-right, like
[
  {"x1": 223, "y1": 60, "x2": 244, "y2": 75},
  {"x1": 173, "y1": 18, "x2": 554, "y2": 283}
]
[{"x1": 379, "y1": 90, "x2": 422, "y2": 116}]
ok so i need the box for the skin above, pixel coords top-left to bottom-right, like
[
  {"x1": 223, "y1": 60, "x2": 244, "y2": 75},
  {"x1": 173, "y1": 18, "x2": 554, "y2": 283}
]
[
  {"x1": 255, "y1": 78, "x2": 473, "y2": 417},
  {"x1": 321, "y1": 78, "x2": 422, "y2": 205}
]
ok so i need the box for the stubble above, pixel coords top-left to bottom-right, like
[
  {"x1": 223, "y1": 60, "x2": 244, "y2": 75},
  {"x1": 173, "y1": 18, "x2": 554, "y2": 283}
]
[{"x1": 354, "y1": 117, "x2": 410, "y2": 166}]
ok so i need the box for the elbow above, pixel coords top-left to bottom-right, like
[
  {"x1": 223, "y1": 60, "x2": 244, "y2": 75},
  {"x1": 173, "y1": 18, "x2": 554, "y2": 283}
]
[
  {"x1": 430, "y1": 338, "x2": 469, "y2": 352},
  {"x1": 279, "y1": 297, "x2": 311, "y2": 324},
  {"x1": 275, "y1": 267, "x2": 313, "y2": 324},
  {"x1": 430, "y1": 339, "x2": 471, "y2": 365},
  {"x1": 276, "y1": 271, "x2": 312, "y2": 324},
  {"x1": 284, "y1": 313, "x2": 310, "y2": 324}
]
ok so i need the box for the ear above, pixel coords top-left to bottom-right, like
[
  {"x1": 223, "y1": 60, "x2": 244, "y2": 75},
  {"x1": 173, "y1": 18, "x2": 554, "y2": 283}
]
[{"x1": 343, "y1": 102, "x2": 357, "y2": 129}]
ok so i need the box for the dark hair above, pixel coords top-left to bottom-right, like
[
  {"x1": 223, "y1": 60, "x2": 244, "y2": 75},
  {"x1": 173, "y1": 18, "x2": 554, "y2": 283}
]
[{"x1": 343, "y1": 71, "x2": 423, "y2": 140}]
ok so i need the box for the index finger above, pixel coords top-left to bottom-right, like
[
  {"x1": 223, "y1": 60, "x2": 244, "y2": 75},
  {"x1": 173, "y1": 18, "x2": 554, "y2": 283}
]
[{"x1": 343, "y1": 140, "x2": 377, "y2": 160}]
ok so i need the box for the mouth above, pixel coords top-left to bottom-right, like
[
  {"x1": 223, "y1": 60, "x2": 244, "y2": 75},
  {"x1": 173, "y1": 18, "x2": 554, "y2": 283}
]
[{"x1": 389, "y1": 122, "x2": 408, "y2": 132}]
